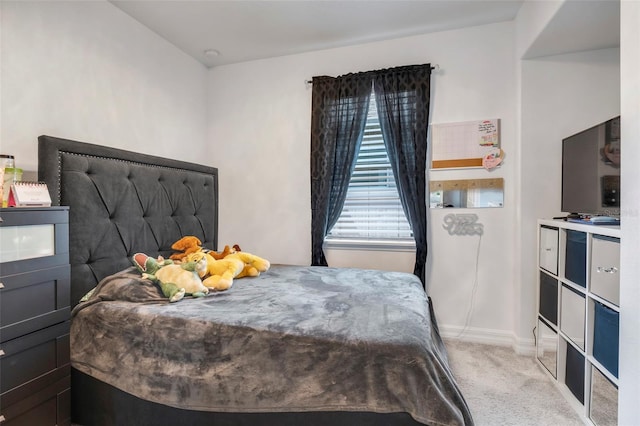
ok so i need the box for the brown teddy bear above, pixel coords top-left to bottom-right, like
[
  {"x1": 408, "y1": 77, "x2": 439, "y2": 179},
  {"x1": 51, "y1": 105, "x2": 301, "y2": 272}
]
[
  {"x1": 169, "y1": 236, "x2": 203, "y2": 261},
  {"x1": 170, "y1": 236, "x2": 237, "y2": 261}
]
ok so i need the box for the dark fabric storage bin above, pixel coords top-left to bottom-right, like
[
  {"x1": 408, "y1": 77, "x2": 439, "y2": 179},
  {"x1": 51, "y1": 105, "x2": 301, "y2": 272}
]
[
  {"x1": 539, "y1": 272, "x2": 558, "y2": 325},
  {"x1": 565, "y1": 342, "x2": 585, "y2": 404},
  {"x1": 565, "y1": 230, "x2": 586, "y2": 287},
  {"x1": 593, "y1": 302, "x2": 619, "y2": 378}
]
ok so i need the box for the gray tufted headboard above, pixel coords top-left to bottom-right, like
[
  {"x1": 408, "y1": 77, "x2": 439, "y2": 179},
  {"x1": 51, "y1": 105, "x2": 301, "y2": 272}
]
[{"x1": 38, "y1": 135, "x2": 218, "y2": 306}]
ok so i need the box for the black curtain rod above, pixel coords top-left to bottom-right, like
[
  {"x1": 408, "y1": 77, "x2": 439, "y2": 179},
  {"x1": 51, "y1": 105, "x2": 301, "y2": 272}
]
[{"x1": 305, "y1": 64, "x2": 439, "y2": 85}]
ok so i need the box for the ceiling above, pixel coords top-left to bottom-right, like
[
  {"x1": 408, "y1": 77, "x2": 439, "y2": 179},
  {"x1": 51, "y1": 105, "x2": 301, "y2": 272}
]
[
  {"x1": 110, "y1": 0, "x2": 525, "y2": 68},
  {"x1": 523, "y1": 0, "x2": 620, "y2": 59},
  {"x1": 110, "y1": 0, "x2": 620, "y2": 68}
]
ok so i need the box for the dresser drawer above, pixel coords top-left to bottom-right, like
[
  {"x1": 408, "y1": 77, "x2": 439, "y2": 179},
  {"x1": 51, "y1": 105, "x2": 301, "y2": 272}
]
[
  {"x1": 590, "y1": 235, "x2": 620, "y2": 306},
  {"x1": 1, "y1": 265, "x2": 70, "y2": 343},
  {"x1": 0, "y1": 208, "x2": 69, "y2": 278},
  {"x1": 539, "y1": 226, "x2": 559, "y2": 275},
  {"x1": 0, "y1": 373, "x2": 70, "y2": 426},
  {"x1": 0, "y1": 321, "x2": 70, "y2": 394},
  {"x1": 0, "y1": 207, "x2": 70, "y2": 426}
]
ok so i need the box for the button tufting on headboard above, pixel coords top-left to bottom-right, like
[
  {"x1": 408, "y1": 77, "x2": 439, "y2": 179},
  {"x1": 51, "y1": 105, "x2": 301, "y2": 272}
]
[{"x1": 38, "y1": 135, "x2": 218, "y2": 307}]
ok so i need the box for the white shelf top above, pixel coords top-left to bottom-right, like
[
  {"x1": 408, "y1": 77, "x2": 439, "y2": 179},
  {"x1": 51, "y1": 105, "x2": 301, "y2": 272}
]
[{"x1": 538, "y1": 218, "x2": 621, "y2": 238}]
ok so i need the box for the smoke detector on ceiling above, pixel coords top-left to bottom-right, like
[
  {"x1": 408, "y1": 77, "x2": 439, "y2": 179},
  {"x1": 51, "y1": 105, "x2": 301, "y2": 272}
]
[{"x1": 203, "y1": 49, "x2": 220, "y2": 58}]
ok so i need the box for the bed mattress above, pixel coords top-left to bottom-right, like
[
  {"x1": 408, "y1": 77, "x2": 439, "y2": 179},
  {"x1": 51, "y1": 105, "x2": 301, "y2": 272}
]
[{"x1": 71, "y1": 264, "x2": 472, "y2": 426}]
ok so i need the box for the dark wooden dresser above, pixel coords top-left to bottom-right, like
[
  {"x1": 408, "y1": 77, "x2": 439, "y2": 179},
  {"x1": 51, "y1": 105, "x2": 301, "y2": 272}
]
[{"x1": 0, "y1": 207, "x2": 70, "y2": 426}]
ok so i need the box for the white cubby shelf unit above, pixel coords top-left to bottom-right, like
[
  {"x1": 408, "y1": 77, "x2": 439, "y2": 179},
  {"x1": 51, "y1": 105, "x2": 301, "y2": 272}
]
[{"x1": 536, "y1": 219, "x2": 620, "y2": 426}]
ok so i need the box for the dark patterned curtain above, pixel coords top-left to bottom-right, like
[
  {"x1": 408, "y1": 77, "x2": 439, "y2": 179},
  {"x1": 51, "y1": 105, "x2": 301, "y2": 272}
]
[
  {"x1": 310, "y1": 73, "x2": 373, "y2": 266},
  {"x1": 373, "y1": 64, "x2": 432, "y2": 286}
]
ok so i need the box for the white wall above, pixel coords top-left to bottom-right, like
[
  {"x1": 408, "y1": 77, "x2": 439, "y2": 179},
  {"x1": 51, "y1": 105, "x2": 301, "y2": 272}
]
[
  {"x1": 518, "y1": 48, "x2": 620, "y2": 344},
  {"x1": 0, "y1": 1, "x2": 209, "y2": 174},
  {"x1": 208, "y1": 21, "x2": 518, "y2": 344},
  {"x1": 619, "y1": 1, "x2": 640, "y2": 423},
  {"x1": 515, "y1": 0, "x2": 564, "y2": 59}
]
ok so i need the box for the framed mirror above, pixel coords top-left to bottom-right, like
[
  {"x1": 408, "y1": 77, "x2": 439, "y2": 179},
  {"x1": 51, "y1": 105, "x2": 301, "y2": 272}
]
[{"x1": 429, "y1": 178, "x2": 503, "y2": 208}]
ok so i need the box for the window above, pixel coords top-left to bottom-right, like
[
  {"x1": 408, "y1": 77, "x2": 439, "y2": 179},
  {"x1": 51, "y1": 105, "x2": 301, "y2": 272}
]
[{"x1": 326, "y1": 90, "x2": 414, "y2": 245}]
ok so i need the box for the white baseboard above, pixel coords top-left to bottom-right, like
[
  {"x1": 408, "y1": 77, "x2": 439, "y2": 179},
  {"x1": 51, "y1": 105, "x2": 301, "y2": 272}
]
[{"x1": 440, "y1": 325, "x2": 536, "y2": 356}]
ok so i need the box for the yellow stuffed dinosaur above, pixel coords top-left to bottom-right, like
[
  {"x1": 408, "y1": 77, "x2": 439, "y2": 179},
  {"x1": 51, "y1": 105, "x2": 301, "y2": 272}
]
[
  {"x1": 184, "y1": 251, "x2": 244, "y2": 291},
  {"x1": 224, "y1": 249, "x2": 270, "y2": 278},
  {"x1": 171, "y1": 236, "x2": 271, "y2": 289}
]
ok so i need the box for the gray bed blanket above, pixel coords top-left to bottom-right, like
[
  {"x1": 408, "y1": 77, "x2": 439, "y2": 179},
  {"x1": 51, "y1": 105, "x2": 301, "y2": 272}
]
[{"x1": 71, "y1": 265, "x2": 473, "y2": 426}]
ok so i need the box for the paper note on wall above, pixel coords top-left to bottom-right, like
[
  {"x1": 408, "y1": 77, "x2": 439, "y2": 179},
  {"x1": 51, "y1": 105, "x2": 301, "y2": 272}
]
[{"x1": 431, "y1": 119, "x2": 500, "y2": 169}]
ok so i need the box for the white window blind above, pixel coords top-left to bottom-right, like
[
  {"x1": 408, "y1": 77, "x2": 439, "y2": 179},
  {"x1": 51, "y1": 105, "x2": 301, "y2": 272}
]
[{"x1": 327, "y1": 91, "x2": 413, "y2": 241}]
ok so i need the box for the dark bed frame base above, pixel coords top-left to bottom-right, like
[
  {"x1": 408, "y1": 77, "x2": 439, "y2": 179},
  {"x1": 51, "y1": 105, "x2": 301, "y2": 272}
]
[
  {"x1": 38, "y1": 135, "x2": 435, "y2": 426},
  {"x1": 72, "y1": 369, "x2": 425, "y2": 426}
]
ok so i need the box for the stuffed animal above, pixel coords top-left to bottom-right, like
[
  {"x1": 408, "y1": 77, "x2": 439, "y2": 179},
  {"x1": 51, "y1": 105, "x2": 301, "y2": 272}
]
[
  {"x1": 184, "y1": 251, "x2": 244, "y2": 291},
  {"x1": 224, "y1": 250, "x2": 271, "y2": 278},
  {"x1": 170, "y1": 236, "x2": 235, "y2": 261},
  {"x1": 169, "y1": 236, "x2": 271, "y2": 286},
  {"x1": 208, "y1": 245, "x2": 235, "y2": 260},
  {"x1": 169, "y1": 236, "x2": 203, "y2": 261},
  {"x1": 208, "y1": 243, "x2": 270, "y2": 278},
  {"x1": 132, "y1": 253, "x2": 209, "y2": 302}
]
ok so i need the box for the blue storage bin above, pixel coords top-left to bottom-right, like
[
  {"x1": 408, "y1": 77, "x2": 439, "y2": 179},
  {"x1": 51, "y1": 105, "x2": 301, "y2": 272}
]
[
  {"x1": 539, "y1": 272, "x2": 558, "y2": 325},
  {"x1": 593, "y1": 302, "x2": 619, "y2": 378},
  {"x1": 565, "y1": 230, "x2": 586, "y2": 287},
  {"x1": 565, "y1": 342, "x2": 585, "y2": 403}
]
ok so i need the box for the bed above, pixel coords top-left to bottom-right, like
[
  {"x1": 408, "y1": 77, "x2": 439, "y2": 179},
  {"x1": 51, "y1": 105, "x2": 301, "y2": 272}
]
[{"x1": 37, "y1": 135, "x2": 474, "y2": 426}]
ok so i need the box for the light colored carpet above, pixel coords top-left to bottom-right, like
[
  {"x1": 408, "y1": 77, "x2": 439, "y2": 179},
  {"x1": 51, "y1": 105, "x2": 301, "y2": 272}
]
[{"x1": 444, "y1": 339, "x2": 586, "y2": 426}]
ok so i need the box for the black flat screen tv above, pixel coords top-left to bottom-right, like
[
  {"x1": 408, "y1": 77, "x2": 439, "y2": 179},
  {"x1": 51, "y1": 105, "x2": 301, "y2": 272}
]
[{"x1": 561, "y1": 116, "x2": 620, "y2": 217}]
